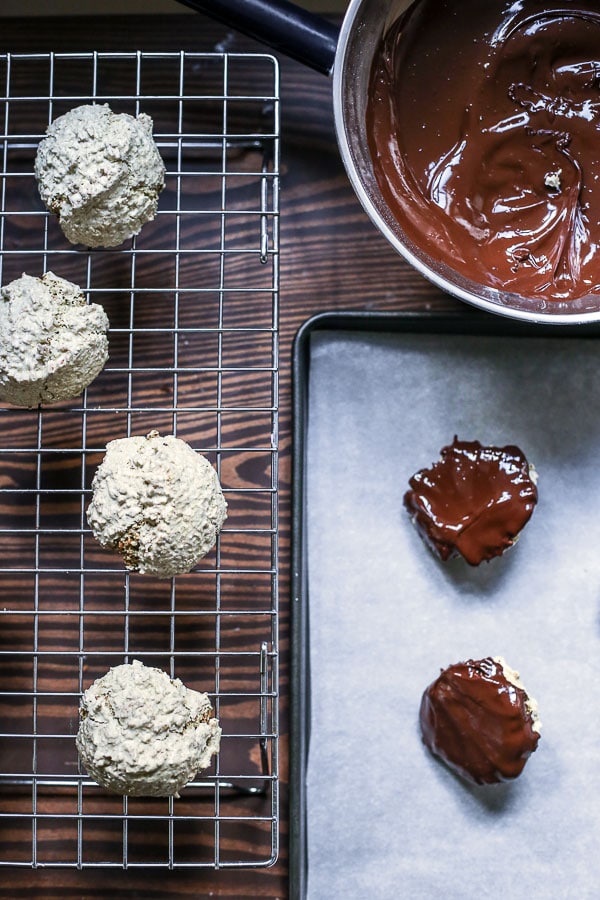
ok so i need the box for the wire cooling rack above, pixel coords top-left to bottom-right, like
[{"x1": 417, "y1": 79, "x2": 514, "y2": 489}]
[{"x1": 0, "y1": 51, "x2": 279, "y2": 869}]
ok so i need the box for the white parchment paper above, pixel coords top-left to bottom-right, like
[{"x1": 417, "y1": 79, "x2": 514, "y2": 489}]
[{"x1": 305, "y1": 329, "x2": 600, "y2": 900}]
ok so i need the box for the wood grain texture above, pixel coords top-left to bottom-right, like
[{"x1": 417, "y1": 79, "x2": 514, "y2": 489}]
[{"x1": 0, "y1": 12, "x2": 474, "y2": 900}]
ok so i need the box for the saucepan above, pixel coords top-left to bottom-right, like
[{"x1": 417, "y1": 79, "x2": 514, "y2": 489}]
[{"x1": 177, "y1": 0, "x2": 600, "y2": 325}]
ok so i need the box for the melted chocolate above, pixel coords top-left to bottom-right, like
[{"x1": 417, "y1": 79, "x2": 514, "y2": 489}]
[
  {"x1": 403, "y1": 438, "x2": 537, "y2": 565},
  {"x1": 419, "y1": 657, "x2": 541, "y2": 785},
  {"x1": 367, "y1": 0, "x2": 600, "y2": 302}
]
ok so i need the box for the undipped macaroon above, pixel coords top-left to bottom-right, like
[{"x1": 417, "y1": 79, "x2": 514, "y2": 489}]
[
  {"x1": 76, "y1": 660, "x2": 221, "y2": 797},
  {"x1": 87, "y1": 430, "x2": 227, "y2": 578},
  {"x1": 35, "y1": 103, "x2": 165, "y2": 247},
  {"x1": 0, "y1": 271, "x2": 109, "y2": 407}
]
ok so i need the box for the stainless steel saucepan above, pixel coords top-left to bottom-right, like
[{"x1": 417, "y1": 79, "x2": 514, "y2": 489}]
[{"x1": 178, "y1": 0, "x2": 600, "y2": 325}]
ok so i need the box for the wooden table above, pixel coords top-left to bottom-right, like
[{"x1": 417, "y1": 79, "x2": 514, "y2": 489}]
[{"x1": 0, "y1": 12, "x2": 471, "y2": 899}]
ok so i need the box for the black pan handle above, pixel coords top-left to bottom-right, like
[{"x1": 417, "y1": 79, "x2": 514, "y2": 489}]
[{"x1": 175, "y1": 0, "x2": 339, "y2": 75}]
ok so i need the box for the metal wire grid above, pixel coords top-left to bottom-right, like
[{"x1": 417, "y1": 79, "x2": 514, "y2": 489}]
[{"x1": 0, "y1": 51, "x2": 279, "y2": 868}]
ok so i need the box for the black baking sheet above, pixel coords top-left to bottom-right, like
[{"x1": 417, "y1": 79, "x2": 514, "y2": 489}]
[{"x1": 290, "y1": 310, "x2": 600, "y2": 900}]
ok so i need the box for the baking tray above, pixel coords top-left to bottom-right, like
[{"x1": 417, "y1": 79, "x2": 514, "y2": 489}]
[
  {"x1": 291, "y1": 310, "x2": 600, "y2": 899},
  {"x1": 0, "y1": 50, "x2": 279, "y2": 870}
]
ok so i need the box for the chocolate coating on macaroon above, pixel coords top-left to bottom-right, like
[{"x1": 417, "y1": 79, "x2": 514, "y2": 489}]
[
  {"x1": 404, "y1": 438, "x2": 538, "y2": 565},
  {"x1": 419, "y1": 656, "x2": 541, "y2": 785}
]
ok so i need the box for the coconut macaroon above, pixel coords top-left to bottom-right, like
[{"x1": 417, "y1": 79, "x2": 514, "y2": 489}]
[
  {"x1": 35, "y1": 103, "x2": 165, "y2": 247},
  {"x1": 404, "y1": 438, "x2": 538, "y2": 565},
  {"x1": 419, "y1": 655, "x2": 541, "y2": 785},
  {"x1": 0, "y1": 271, "x2": 109, "y2": 407},
  {"x1": 87, "y1": 430, "x2": 227, "y2": 578},
  {"x1": 76, "y1": 660, "x2": 221, "y2": 797}
]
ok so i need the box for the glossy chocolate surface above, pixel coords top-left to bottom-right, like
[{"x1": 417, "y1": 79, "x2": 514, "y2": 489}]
[
  {"x1": 404, "y1": 438, "x2": 538, "y2": 565},
  {"x1": 419, "y1": 657, "x2": 541, "y2": 785},
  {"x1": 367, "y1": 0, "x2": 600, "y2": 302}
]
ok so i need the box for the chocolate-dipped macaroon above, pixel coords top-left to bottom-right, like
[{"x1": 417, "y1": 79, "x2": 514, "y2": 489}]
[
  {"x1": 404, "y1": 438, "x2": 538, "y2": 565},
  {"x1": 419, "y1": 656, "x2": 541, "y2": 785}
]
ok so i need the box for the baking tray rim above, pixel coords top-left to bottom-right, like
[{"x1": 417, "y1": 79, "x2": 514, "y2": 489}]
[{"x1": 288, "y1": 308, "x2": 600, "y2": 899}]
